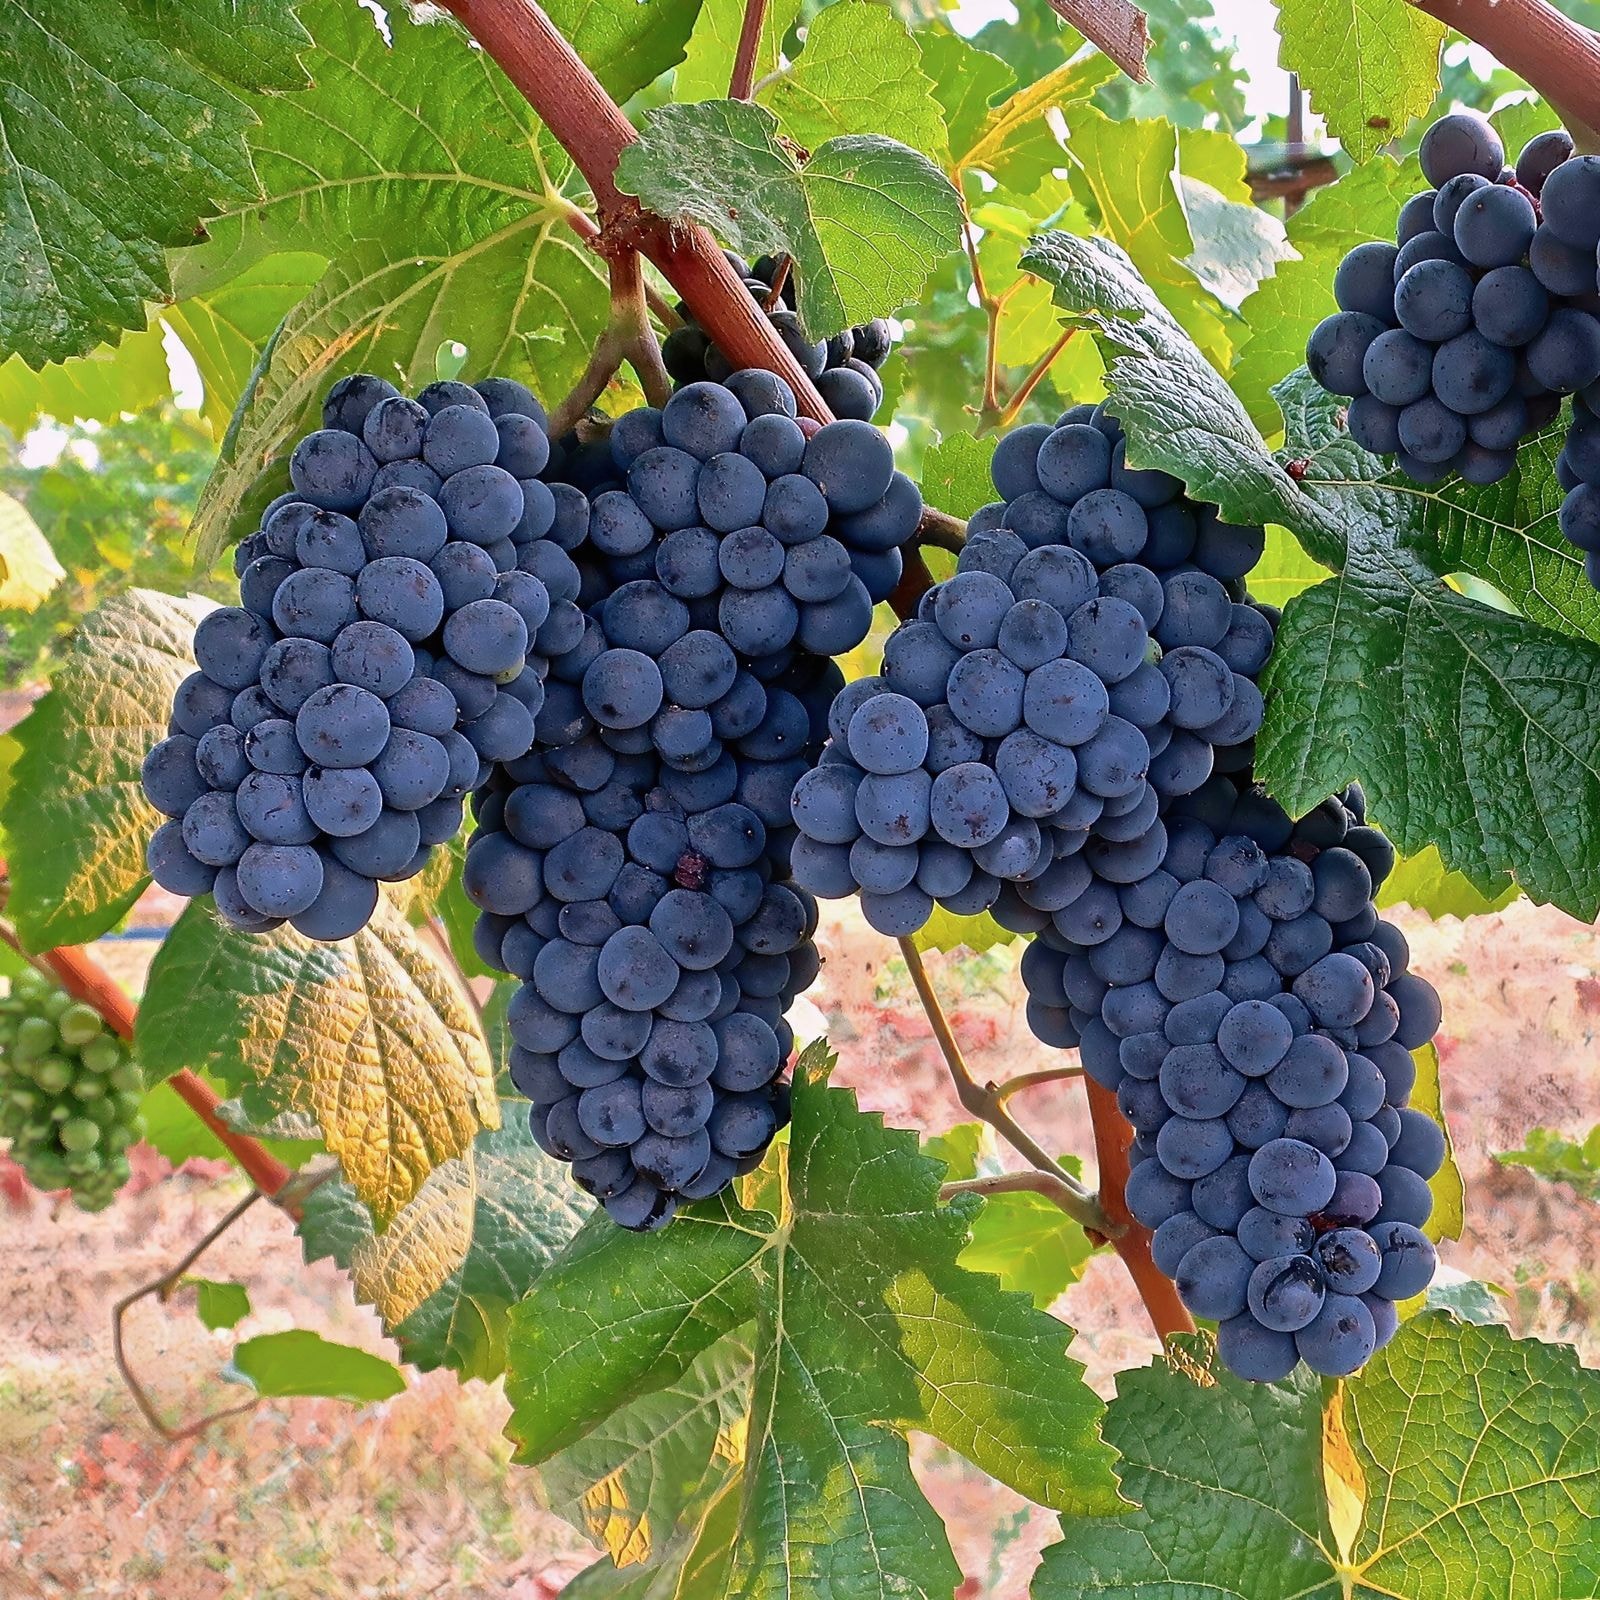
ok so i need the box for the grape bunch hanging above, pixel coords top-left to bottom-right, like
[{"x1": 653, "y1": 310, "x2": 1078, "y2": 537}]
[
  {"x1": 464, "y1": 373, "x2": 923, "y2": 1228},
  {"x1": 0, "y1": 969, "x2": 143, "y2": 1211},
  {"x1": 1306, "y1": 113, "x2": 1600, "y2": 585},
  {"x1": 661, "y1": 251, "x2": 896, "y2": 421},
  {"x1": 142, "y1": 374, "x2": 562, "y2": 939}
]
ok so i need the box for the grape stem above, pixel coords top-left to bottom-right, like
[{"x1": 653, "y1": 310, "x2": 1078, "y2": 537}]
[
  {"x1": 993, "y1": 1064, "x2": 1084, "y2": 1101},
  {"x1": 962, "y1": 216, "x2": 1003, "y2": 418},
  {"x1": 1048, "y1": 0, "x2": 1150, "y2": 83},
  {"x1": 1408, "y1": 0, "x2": 1600, "y2": 149},
  {"x1": 549, "y1": 250, "x2": 673, "y2": 437},
  {"x1": 939, "y1": 1170, "x2": 1090, "y2": 1207},
  {"x1": 111, "y1": 1190, "x2": 265, "y2": 1440},
  {"x1": 995, "y1": 330, "x2": 1077, "y2": 430},
  {"x1": 896, "y1": 937, "x2": 1108, "y2": 1235},
  {"x1": 426, "y1": 0, "x2": 970, "y2": 550},
  {"x1": 728, "y1": 0, "x2": 770, "y2": 100},
  {"x1": 0, "y1": 901, "x2": 297, "y2": 1210},
  {"x1": 899, "y1": 936, "x2": 1196, "y2": 1340},
  {"x1": 1083, "y1": 1075, "x2": 1196, "y2": 1338}
]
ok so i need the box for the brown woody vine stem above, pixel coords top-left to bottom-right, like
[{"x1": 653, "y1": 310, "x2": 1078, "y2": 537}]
[
  {"x1": 1408, "y1": 0, "x2": 1600, "y2": 147},
  {"x1": 1084, "y1": 1076, "x2": 1195, "y2": 1338},
  {"x1": 1048, "y1": 0, "x2": 1150, "y2": 83},
  {"x1": 728, "y1": 0, "x2": 771, "y2": 100},
  {"x1": 897, "y1": 938, "x2": 1107, "y2": 1233},
  {"x1": 427, "y1": 0, "x2": 966, "y2": 554}
]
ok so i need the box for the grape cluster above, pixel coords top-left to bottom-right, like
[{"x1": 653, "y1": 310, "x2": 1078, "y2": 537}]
[
  {"x1": 1308, "y1": 113, "x2": 1600, "y2": 488},
  {"x1": 1022, "y1": 772, "x2": 1442, "y2": 1380},
  {"x1": 142, "y1": 373, "x2": 561, "y2": 940},
  {"x1": 548, "y1": 376, "x2": 920, "y2": 668},
  {"x1": 792, "y1": 405, "x2": 1272, "y2": 938},
  {"x1": 661, "y1": 251, "x2": 896, "y2": 421},
  {"x1": 463, "y1": 370, "x2": 923, "y2": 1225},
  {"x1": 0, "y1": 970, "x2": 143, "y2": 1210}
]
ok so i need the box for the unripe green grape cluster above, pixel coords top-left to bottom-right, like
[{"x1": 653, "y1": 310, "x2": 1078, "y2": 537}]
[{"x1": 0, "y1": 969, "x2": 143, "y2": 1210}]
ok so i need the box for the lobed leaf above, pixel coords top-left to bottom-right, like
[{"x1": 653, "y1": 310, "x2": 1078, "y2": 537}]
[
  {"x1": 1036, "y1": 1316, "x2": 1600, "y2": 1597},
  {"x1": 1276, "y1": 0, "x2": 1445, "y2": 164},
  {"x1": 137, "y1": 897, "x2": 497, "y2": 1225},
  {"x1": 505, "y1": 1049, "x2": 1121, "y2": 1599}
]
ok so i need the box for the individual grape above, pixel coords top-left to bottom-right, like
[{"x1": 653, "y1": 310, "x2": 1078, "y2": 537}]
[
  {"x1": 1247, "y1": 1254, "x2": 1325, "y2": 1332},
  {"x1": 1173, "y1": 1234, "x2": 1253, "y2": 1320},
  {"x1": 1295, "y1": 1292, "x2": 1376, "y2": 1376},
  {"x1": 1432, "y1": 330, "x2": 1515, "y2": 415},
  {"x1": 1216, "y1": 1314, "x2": 1299, "y2": 1381},
  {"x1": 1397, "y1": 397, "x2": 1467, "y2": 464},
  {"x1": 1334, "y1": 241, "x2": 1400, "y2": 322},
  {"x1": 290, "y1": 429, "x2": 378, "y2": 512},
  {"x1": 1527, "y1": 308, "x2": 1600, "y2": 394},
  {"x1": 1418, "y1": 113, "x2": 1503, "y2": 187},
  {"x1": 1392, "y1": 259, "x2": 1472, "y2": 342},
  {"x1": 1515, "y1": 129, "x2": 1574, "y2": 194},
  {"x1": 1539, "y1": 154, "x2": 1600, "y2": 250},
  {"x1": 234, "y1": 841, "x2": 325, "y2": 917},
  {"x1": 1248, "y1": 1137, "x2": 1336, "y2": 1214},
  {"x1": 1306, "y1": 311, "x2": 1385, "y2": 396},
  {"x1": 1370, "y1": 1219, "x2": 1437, "y2": 1299},
  {"x1": 1362, "y1": 329, "x2": 1434, "y2": 407}
]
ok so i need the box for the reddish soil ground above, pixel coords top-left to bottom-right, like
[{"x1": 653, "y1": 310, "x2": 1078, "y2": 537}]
[{"x1": 4, "y1": 896, "x2": 1598, "y2": 1598}]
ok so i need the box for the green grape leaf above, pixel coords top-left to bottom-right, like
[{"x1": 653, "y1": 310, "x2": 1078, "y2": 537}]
[
  {"x1": 136, "y1": 897, "x2": 496, "y2": 1226},
  {"x1": 1276, "y1": 0, "x2": 1446, "y2": 164},
  {"x1": 957, "y1": 55, "x2": 1118, "y2": 193},
  {"x1": 296, "y1": 1098, "x2": 589, "y2": 1380},
  {"x1": 164, "y1": 251, "x2": 327, "y2": 433},
  {"x1": 0, "y1": 0, "x2": 309, "y2": 366},
  {"x1": 920, "y1": 431, "x2": 997, "y2": 518},
  {"x1": 227, "y1": 1329, "x2": 404, "y2": 1403},
  {"x1": 1378, "y1": 844, "x2": 1520, "y2": 919},
  {"x1": 505, "y1": 1049, "x2": 1122, "y2": 1599},
  {"x1": 543, "y1": 0, "x2": 702, "y2": 103},
  {"x1": 676, "y1": 0, "x2": 801, "y2": 102},
  {"x1": 1, "y1": 587, "x2": 212, "y2": 950},
  {"x1": 1410, "y1": 1042, "x2": 1462, "y2": 1243},
  {"x1": 1251, "y1": 523, "x2": 1331, "y2": 611},
  {"x1": 539, "y1": 1333, "x2": 754, "y2": 1574},
  {"x1": 189, "y1": 1278, "x2": 251, "y2": 1332},
  {"x1": 0, "y1": 491, "x2": 64, "y2": 609},
  {"x1": 1018, "y1": 231, "x2": 1600, "y2": 918},
  {"x1": 1064, "y1": 109, "x2": 1233, "y2": 368},
  {"x1": 1496, "y1": 1124, "x2": 1600, "y2": 1202},
  {"x1": 761, "y1": 0, "x2": 947, "y2": 162},
  {"x1": 616, "y1": 100, "x2": 962, "y2": 334},
  {"x1": 180, "y1": 0, "x2": 610, "y2": 564},
  {"x1": 962, "y1": 1184, "x2": 1095, "y2": 1310},
  {"x1": 919, "y1": 30, "x2": 1015, "y2": 170},
  {"x1": 1234, "y1": 157, "x2": 1418, "y2": 433},
  {"x1": 138, "y1": 1068, "x2": 321, "y2": 1171},
  {"x1": 911, "y1": 903, "x2": 1018, "y2": 956},
  {"x1": 0, "y1": 326, "x2": 172, "y2": 436},
  {"x1": 1036, "y1": 1316, "x2": 1600, "y2": 1598}
]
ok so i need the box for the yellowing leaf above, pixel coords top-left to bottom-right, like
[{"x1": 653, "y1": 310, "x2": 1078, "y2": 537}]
[{"x1": 0, "y1": 492, "x2": 65, "y2": 609}]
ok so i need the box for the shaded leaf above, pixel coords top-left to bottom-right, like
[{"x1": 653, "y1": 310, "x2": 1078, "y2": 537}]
[
  {"x1": 676, "y1": 0, "x2": 800, "y2": 102},
  {"x1": 1496, "y1": 1124, "x2": 1600, "y2": 1202}
]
